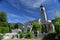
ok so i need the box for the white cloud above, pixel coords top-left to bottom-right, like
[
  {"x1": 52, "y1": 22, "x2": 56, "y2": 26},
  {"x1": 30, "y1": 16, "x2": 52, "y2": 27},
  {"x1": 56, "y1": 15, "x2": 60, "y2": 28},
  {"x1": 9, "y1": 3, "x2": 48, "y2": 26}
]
[
  {"x1": 7, "y1": 13, "x2": 25, "y2": 20},
  {"x1": 8, "y1": 13, "x2": 19, "y2": 17},
  {"x1": 6, "y1": 0, "x2": 47, "y2": 9},
  {"x1": 19, "y1": 0, "x2": 46, "y2": 8},
  {"x1": 7, "y1": 13, "x2": 35, "y2": 23},
  {"x1": 6, "y1": 0, "x2": 21, "y2": 10},
  {"x1": 5, "y1": 0, "x2": 58, "y2": 9},
  {"x1": 24, "y1": 10, "x2": 35, "y2": 13}
]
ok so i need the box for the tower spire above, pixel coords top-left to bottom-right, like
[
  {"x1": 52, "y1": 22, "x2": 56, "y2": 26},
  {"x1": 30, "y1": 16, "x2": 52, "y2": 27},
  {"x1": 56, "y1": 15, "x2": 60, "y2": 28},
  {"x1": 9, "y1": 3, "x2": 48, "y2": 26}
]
[{"x1": 40, "y1": 4, "x2": 43, "y2": 7}]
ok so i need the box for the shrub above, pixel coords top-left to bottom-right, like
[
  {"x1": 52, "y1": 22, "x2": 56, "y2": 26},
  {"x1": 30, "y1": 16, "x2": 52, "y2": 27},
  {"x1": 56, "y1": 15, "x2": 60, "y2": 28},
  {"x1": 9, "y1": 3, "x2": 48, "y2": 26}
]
[
  {"x1": 0, "y1": 27, "x2": 9, "y2": 34},
  {"x1": 26, "y1": 32, "x2": 32, "y2": 38},
  {"x1": 57, "y1": 34, "x2": 60, "y2": 40},
  {"x1": 43, "y1": 33, "x2": 57, "y2": 40},
  {"x1": 0, "y1": 34, "x2": 3, "y2": 40},
  {"x1": 18, "y1": 32, "x2": 23, "y2": 38}
]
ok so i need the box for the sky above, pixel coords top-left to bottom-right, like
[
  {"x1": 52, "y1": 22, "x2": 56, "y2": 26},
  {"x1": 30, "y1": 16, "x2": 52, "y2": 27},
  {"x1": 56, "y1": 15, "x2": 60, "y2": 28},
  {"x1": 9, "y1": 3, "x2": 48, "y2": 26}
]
[{"x1": 0, "y1": 0, "x2": 60, "y2": 24}]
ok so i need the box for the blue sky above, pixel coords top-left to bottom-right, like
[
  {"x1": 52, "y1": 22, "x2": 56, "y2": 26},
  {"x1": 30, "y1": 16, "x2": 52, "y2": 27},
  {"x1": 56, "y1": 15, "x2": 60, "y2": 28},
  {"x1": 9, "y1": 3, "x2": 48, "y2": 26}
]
[{"x1": 0, "y1": 0, "x2": 60, "y2": 24}]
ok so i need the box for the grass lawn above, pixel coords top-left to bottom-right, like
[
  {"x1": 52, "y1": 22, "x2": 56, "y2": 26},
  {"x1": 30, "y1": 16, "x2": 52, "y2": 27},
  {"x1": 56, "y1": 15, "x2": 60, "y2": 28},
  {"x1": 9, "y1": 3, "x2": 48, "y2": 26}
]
[{"x1": 11, "y1": 38, "x2": 42, "y2": 40}]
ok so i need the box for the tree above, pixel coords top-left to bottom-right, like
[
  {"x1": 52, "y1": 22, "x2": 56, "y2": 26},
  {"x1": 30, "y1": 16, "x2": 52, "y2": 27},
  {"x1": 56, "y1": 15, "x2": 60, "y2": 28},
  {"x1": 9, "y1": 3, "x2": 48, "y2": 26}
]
[
  {"x1": 14, "y1": 23, "x2": 19, "y2": 29},
  {"x1": 0, "y1": 12, "x2": 9, "y2": 34},
  {"x1": 0, "y1": 12, "x2": 8, "y2": 27},
  {"x1": 54, "y1": 14, "x2": 60, "y2": 33},
  {"x1": 0, "y1": 12, "x2": 7, "y2": 22},
  {"x1": 0, "y1": 22, "x2": 8, "y2": 27},
  {"x1": 32, "y1": 22, "x2": 42, "y2": 37}
]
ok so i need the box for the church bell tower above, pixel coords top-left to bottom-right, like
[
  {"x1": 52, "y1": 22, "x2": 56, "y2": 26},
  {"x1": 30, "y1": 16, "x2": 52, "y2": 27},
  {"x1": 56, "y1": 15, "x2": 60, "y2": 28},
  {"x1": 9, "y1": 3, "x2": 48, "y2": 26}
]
[{"x1": 40, "y1": 4, "x2": 55, "y2": 33}]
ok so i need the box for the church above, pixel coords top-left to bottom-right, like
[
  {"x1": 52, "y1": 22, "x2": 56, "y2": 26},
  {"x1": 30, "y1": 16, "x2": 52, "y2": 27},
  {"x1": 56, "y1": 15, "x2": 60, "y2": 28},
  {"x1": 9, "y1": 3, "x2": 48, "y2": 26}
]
[{"x1": 23, "y1": 5, "x2": 55, "y2": 34}]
